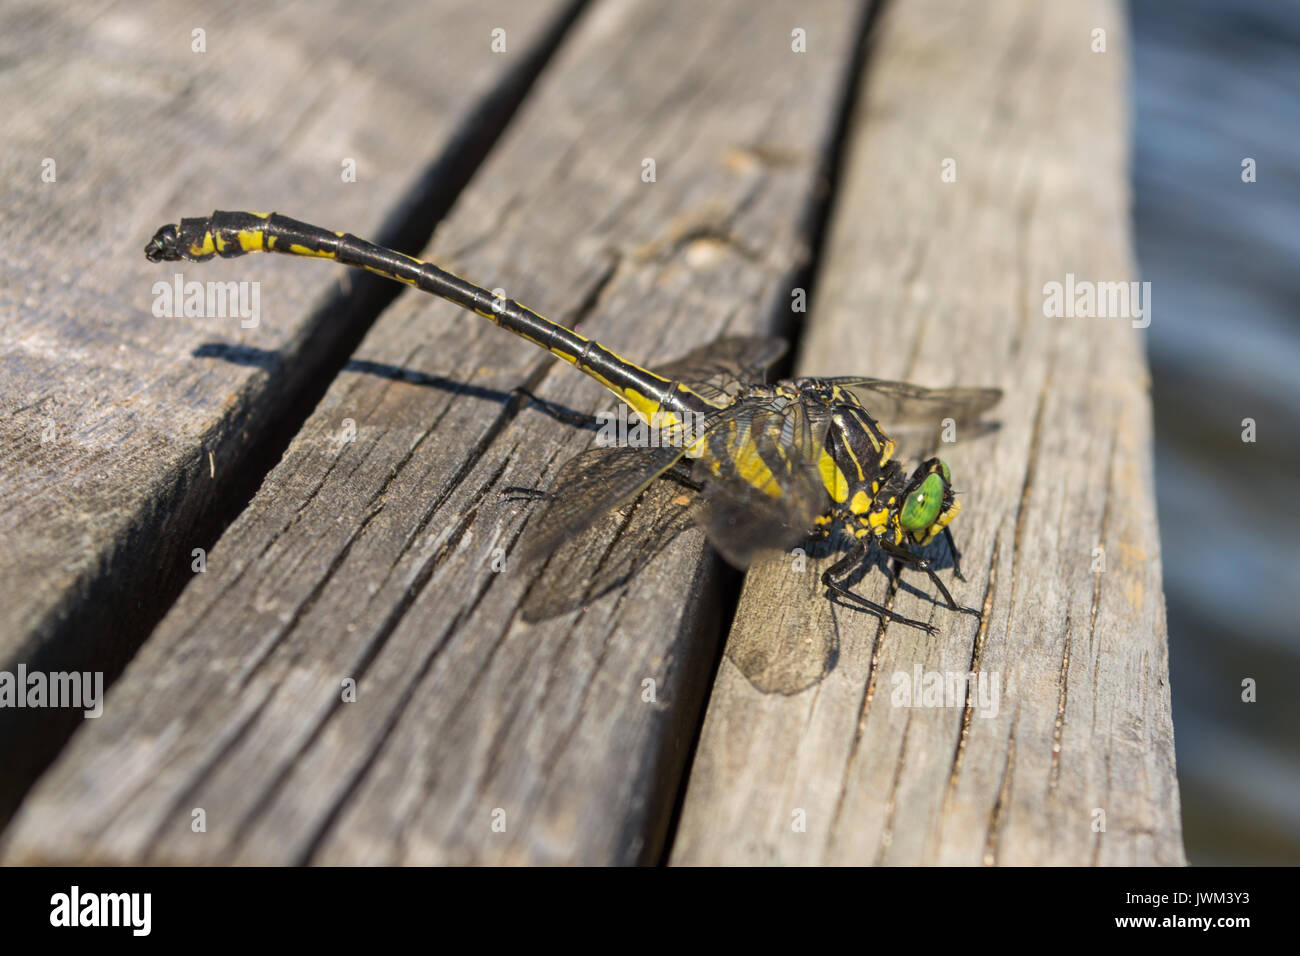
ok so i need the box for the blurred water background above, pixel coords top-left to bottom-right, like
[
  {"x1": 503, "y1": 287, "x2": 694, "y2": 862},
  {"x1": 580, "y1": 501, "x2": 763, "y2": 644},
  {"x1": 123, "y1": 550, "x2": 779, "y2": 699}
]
[{"x1": 1130, "y1": 0, "x2": 1300, "y2": 864}]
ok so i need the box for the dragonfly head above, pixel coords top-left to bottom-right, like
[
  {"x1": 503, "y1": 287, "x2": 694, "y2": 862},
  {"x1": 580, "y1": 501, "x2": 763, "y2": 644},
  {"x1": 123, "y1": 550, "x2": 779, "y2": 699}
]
[{"x1": 898, "y1": 458, "x2": 959, "y2": 546}]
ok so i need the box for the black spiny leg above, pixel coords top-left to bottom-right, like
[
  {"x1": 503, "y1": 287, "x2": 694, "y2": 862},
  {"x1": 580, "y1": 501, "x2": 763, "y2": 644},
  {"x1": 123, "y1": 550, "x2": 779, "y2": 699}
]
[
  {"x1": 943, "y1": 525, "x2": 965, "y2": 581},
  {"x1": 664, "y1": 459, "x2": 704, "y2": 492},
  {"x1": 501, "y1": 391, "x2": 596, "y2": 500},
  {"x1": 880, "y1": 539, "x2": 981, "y2": 619},
  {"x1": 502, "y1": 485, "x2": 552, "y2": 502},
  {"x1": 505, "y1": 454, "x2": 701, "y2": 503},
  {"x1": 821, "y1": 539, "x2": 937, "y2": 634},
  {"x1": 504, "y1": 392, "x2": 702, "y2": 501}
]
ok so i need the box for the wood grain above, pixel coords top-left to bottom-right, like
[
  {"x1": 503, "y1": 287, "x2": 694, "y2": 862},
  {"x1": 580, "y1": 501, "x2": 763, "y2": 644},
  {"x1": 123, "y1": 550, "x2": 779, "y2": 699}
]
[
  {"x1": 1, "y1": 0, "x2": 873, "y2": 864},
  {"x1": 0, "y1": 0, "x2": 580, "y2": 824},
  {"x1": 671, "y1": 0, "x2": 1185, "y2": 865}
]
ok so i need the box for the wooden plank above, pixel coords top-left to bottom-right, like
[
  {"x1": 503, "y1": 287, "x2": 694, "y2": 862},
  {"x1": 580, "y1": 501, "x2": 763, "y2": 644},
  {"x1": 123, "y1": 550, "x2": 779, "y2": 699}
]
[
  {"x1": 1, "y1": 0, "x2": 872, "y2": 864},
  {"x1": 0, "y1": 0, "x2": 580, "y2": 823},
  {"x1": 671, "y1": 0, "x2": 1185, "y2": 865}
]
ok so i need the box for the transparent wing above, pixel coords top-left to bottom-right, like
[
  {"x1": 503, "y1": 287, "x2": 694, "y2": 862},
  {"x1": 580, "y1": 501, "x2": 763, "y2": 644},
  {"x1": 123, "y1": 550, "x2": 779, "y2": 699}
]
[
  {"x1": 520, "y1": 477, "x2": 703, "y2": 622},
  {"x1": 821, "y1": 377, "x2": 1002, "y2": 429},
  {"x1": 693, "y1": 396, "x2": 832, "y2": 568},
  {"x1": 517, "y1": 443, "x2": 687, "y2": 565},
  {"x1": 515, "y1": 387, "x2": 833, "y2": 618},
  {"x1": 654, "y1": 336, "x2": 788, "y2": 407},
  {"x1": 513, "y1": 335, "x2": 787, "y2": 616},
  {"x1": 821, "y1": 377, "x2": 1002, "y2": 460}
]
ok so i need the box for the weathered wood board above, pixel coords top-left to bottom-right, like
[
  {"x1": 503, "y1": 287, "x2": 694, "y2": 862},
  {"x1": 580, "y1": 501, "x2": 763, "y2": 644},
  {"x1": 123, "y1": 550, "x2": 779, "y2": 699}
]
[
  {"x1": 1, "y1": 0, "x2": 873, "y2": 864},
  {"x1": 0, "y1": 0, "x2": 580, "y2": 824},
  {"x1": 671, "y1": 0, "x2": 1185, "y2": 865}
]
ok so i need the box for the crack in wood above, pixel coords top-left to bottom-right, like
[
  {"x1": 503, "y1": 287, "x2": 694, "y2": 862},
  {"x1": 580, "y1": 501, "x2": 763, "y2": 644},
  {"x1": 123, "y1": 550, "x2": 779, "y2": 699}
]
[
  {"x1": 945, "y1": 531, "x2": 1000, "y2": 798},
  {"x1": 1008, "y1": 381, "x2": 1049, "y2": 615},
  {"x1": 873, "y1": 710, "x2": 913, "y2": 865},
  {"x1": 1049, "y1": 615, "x2": 1071, "y2": 797},
  {"x1": 1089, "y1": 430, "x2": 1118, "y2": 735},
  {"x1": 982, "y1": 709, "x2": 1019, "y2": 866}
]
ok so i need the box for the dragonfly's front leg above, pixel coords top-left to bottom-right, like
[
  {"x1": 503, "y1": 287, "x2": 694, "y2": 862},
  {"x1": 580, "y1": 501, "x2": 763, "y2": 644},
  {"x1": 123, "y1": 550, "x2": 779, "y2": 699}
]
[
  {"x1": 943, "y1": 525, "x2": 965, "y2": 581},
  {"x1": 879, "y1": 538, "x2": 980, "y2": 618},
  {"x1": 820, "y1": 538, "x2": 937, "y2": 634}
]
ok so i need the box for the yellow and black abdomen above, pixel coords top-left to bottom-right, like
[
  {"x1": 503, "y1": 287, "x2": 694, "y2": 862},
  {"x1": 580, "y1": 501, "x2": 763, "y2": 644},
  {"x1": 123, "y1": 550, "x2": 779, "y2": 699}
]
[{"x1": 145, "y1": 211, "x2": 713, "y2": 426}]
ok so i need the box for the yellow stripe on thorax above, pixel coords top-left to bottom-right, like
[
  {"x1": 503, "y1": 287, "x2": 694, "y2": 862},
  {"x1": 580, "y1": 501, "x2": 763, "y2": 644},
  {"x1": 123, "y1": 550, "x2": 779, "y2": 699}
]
[{"x1": 819, "y1": 450, "x2": 849, "y2": 504}]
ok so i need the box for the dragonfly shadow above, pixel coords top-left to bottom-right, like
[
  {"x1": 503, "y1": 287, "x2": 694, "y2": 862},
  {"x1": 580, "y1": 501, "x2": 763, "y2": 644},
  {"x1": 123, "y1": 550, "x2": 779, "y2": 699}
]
[{"x1": 193, "y1": 341, "x2": 597, "y2": 428}]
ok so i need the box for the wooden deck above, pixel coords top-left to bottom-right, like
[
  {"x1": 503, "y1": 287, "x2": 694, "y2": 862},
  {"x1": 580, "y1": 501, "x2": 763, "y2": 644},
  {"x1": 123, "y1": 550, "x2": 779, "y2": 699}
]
[{"x1": 0, "y1": 0, "x2": 1184, "y2": 865}]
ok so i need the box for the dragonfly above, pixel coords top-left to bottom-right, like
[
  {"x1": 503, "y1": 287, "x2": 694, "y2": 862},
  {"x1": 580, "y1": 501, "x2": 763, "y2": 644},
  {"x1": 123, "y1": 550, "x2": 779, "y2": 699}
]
[{"x1": 146, "y1": 211, "x2": 1001, "y2": 633}]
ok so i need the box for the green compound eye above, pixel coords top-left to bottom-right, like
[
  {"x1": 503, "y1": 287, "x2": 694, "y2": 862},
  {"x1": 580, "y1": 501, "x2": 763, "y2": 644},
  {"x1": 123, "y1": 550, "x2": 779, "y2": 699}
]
[
  {"x1": 939, "y1": 460, "x2": 951, "y2": 484},
  {"x1": 901, "y1": 472, "x2": 945, "y2": 532}
]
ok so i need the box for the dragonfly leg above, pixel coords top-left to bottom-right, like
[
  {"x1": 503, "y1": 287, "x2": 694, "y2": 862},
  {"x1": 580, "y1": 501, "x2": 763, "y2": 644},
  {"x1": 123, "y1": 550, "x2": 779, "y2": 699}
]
[
  {"x1": 943, "y1": 525, "x2": 965, "y2": 581},
  {"x1": 665, "y1": 460, "x2": 703, "y2": 492},
  {"x1": 501, "y1": 485, "x2": 553, "y2": 502},
  {"x1": 880, "y1": 540, "x2": 980, "y2": 618},
  {"x1": 823, "y1": 538, "x2": 867, "y2": 579},
  {"x1": 821, "y1": 541, "x2": 937, "y2": 634},
  {"x1": 505, "y1": 456, "x2": 696, "y2": 504}
]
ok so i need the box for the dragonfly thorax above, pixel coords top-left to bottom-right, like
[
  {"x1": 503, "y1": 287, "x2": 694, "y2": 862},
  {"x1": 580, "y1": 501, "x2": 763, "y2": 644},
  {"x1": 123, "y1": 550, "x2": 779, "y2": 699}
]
[{"x1": 814, "y1": 391, "x2": 898, "y2": 500}]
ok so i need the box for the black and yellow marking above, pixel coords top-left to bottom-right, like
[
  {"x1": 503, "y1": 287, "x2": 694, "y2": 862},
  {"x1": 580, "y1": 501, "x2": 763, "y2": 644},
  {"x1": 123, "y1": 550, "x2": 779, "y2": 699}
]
[{"x1": 145, "y1": 211, "x2": 712, "y2": 432}]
